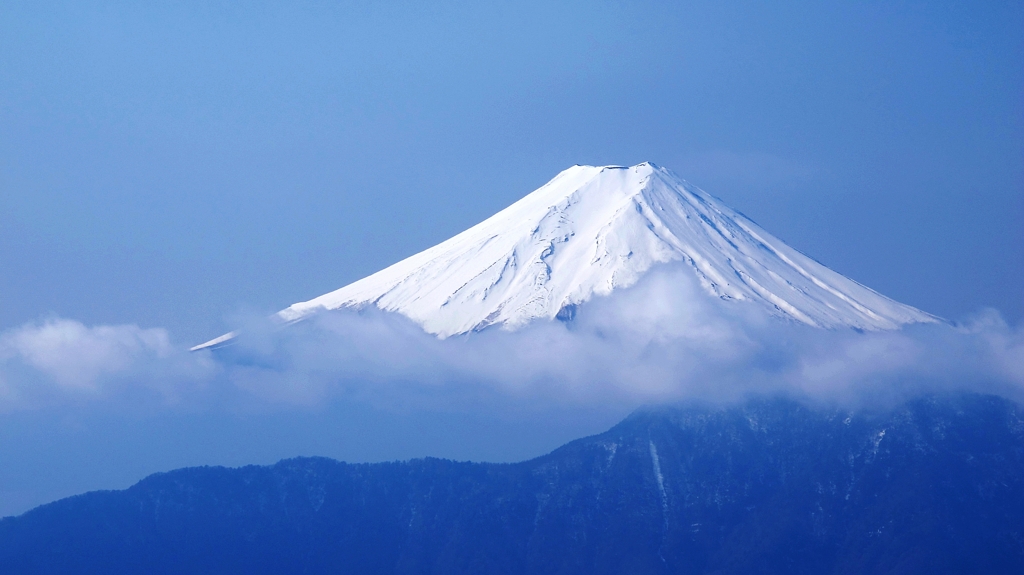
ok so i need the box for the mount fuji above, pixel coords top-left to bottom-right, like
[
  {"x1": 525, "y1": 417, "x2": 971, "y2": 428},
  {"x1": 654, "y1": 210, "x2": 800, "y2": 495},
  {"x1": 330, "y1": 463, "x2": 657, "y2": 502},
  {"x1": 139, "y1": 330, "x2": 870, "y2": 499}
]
[{"x1": 194, "y1": 162, "x2": 935, "y2": 350}]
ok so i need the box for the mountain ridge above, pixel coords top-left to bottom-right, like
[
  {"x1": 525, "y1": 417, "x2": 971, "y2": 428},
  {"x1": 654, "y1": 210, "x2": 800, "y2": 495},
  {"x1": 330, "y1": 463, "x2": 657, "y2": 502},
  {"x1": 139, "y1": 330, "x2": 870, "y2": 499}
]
[{"x1": 3, "y1": 393, "x2": 1021, "y2": 574}]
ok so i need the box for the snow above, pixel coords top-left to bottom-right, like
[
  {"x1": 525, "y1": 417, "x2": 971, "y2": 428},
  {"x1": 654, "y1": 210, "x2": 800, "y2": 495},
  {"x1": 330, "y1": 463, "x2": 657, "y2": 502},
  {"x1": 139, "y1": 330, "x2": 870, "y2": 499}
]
[
  {"x1": 649, "y1": 440, "x2": 670, "y2": 537},
  {"x1": 190, "y1": 331, "x2": 238, "y2": 352},
  {"x1": 193, "y1": 162, "x2": 936, "y2": 350}
]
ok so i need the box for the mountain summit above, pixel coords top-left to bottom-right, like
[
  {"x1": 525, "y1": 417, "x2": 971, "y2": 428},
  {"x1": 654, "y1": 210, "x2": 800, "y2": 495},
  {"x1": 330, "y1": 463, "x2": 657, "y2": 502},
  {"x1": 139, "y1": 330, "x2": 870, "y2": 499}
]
[{"x1": 195, "y1": 163, "x2": 934, "y2": 349}]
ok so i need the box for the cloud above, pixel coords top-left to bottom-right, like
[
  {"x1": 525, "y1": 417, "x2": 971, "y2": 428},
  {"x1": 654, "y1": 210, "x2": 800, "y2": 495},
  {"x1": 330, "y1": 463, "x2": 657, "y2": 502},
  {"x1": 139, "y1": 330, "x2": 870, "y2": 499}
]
[
  {"x1": 195, "y1": 265, "x2": 1024, "y2": 411},
  {"x1": 1, "y1": 266, "x2": 1022, "y2": 413},
  {"x1": 0, "y1": 318, "x2": 214, "y2": 410},
  {"x1": 1, "y1": 319, "x2": 171, "y2": 388}
]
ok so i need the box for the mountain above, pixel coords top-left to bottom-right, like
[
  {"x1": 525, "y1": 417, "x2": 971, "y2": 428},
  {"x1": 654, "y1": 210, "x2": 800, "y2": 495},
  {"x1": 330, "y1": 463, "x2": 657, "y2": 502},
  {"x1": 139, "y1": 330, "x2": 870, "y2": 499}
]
[
  {"x1": 193, "y1": 163, "x2": 935, "y2": 349},
  {"x1": 2, "y1": 394, "x2": 1021, "y2": 574}
]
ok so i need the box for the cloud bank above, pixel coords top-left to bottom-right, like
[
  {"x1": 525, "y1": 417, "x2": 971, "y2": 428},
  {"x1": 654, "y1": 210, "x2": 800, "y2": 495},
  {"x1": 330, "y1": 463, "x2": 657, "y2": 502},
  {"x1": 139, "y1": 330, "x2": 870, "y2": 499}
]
[
  {"x1": 2, "y1": 265, "x2": 1022, "y2": 413},
  {"x1": 0, "y1": 318, "x2": 214, "y2": 410}
]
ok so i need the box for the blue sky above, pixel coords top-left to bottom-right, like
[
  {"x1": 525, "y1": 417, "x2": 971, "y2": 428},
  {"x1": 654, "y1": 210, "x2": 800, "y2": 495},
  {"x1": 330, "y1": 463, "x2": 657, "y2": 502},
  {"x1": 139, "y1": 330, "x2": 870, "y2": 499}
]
[
  {"x1": 0, "y1": 1, "x2": 1022, "y2": 516},
  {"x1": 2, "y1": 0, "x2": 1021, "y2": 343}
]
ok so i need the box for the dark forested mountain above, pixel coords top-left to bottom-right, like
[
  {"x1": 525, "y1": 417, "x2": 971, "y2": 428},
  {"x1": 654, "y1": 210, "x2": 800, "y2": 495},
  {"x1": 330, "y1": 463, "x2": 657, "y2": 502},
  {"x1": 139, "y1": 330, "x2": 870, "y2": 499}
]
[{"x1": 2, "y1": 394, "x2": 1023, "y2": 574}]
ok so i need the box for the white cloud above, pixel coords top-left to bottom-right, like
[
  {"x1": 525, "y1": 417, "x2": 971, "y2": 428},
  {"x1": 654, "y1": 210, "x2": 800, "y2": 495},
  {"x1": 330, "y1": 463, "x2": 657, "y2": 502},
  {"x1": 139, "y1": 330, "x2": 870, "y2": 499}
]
[
  {"x1": 0, "y1": 266, "x2": 1022, "y2": 413},
  {"x1": 0, "y1": 318, "x2": 213, "y2": 409},
  {"x1": 1, "y1": 319, "x2": 171, "y2": 389},
  {"x1": 200, "y1": 265, "x2": 1024, "y2": 410}
]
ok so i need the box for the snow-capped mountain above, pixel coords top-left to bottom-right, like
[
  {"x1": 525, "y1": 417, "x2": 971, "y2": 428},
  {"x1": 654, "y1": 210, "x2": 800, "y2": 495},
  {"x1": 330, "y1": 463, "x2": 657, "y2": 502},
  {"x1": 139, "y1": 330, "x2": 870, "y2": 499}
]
[{"x1": 194, "y1": 162, "x2": 935, "y2": 350}]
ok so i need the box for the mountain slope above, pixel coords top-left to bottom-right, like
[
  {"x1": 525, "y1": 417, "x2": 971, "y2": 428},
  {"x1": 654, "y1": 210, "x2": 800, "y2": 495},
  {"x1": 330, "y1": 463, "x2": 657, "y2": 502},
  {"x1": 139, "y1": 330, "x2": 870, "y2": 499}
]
[
  {"x1": 195, "y1": 163, "x2": 934, "y2": 349},
  {"x1": 2, "y1": 394, "x2": 1022, "y2": 574}
]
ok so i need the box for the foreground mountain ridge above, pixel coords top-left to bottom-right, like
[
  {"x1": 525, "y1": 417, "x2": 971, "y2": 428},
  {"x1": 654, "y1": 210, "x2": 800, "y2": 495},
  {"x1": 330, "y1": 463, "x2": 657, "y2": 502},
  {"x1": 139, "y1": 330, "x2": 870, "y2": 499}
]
[
  {"x1": 3, "y1": 394, "x2": 1022, "y2": 574},
  {"x1": 195, "y1": 163, "x2": 935, "y2": 349}
]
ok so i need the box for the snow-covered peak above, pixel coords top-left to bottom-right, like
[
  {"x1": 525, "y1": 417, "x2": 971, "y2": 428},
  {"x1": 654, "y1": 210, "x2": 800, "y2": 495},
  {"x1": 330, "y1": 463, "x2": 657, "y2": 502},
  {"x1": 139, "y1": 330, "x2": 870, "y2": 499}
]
[{"x1": 194, "y1": 163, "x2": 936, "y2": 349}]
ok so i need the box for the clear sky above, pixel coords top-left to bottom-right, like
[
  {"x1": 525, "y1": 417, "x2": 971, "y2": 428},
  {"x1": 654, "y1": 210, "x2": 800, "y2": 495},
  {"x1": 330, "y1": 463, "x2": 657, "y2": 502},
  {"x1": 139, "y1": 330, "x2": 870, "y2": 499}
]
[
  {"x1": 1, "y1": 1, "x2": 1023, "y2": 517},
  {"x1": 2, "y1": 0, "x2": 1021, "y2": 344}
]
